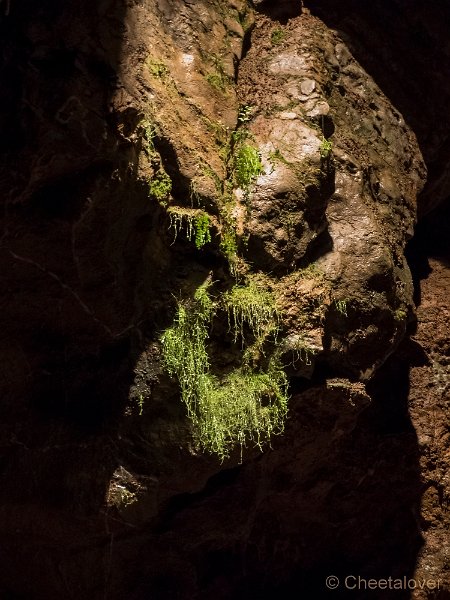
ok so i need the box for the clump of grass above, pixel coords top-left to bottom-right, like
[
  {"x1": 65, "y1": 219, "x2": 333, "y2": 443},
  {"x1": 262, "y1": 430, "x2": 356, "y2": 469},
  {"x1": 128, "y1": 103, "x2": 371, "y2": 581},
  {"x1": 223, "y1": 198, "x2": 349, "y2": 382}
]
[{"x1": 160, "y1": 282, "x2": 288, "y2": 461}]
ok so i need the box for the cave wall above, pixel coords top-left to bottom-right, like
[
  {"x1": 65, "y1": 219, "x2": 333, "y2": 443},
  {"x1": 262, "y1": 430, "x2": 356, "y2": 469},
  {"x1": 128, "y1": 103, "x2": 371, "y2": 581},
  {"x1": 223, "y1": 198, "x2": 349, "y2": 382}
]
[{"x1": 0, "y1": 0, "x2": 449, "y2": 598}]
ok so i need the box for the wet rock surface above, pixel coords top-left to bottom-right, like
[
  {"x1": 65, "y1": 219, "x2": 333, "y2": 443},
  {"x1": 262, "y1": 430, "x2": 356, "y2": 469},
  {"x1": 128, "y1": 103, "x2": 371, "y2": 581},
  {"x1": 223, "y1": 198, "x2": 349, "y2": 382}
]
[{"x1": 0, "y1": 0, "x2": 449, "y2": 598}]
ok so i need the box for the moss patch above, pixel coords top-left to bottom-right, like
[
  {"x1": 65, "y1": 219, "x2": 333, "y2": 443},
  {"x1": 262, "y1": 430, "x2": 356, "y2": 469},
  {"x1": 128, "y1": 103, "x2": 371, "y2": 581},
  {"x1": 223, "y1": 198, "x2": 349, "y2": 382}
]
[
  {"x1": 167, "y1": 207, "x2": 212, "y2": 249},
  {"x1": 160, "y1": 282, "x2": 288, "y2": 461}
]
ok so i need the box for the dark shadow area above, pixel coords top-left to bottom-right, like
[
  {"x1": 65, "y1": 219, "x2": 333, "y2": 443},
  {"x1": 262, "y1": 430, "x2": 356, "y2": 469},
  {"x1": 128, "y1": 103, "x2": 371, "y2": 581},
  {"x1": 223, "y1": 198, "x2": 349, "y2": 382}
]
[
  {"x1": 406, "y1": 194, "x2": 450, "y2": 304},
  {"x1": 252, "y1": 0, "x2": 303, "y2": 23},
  {"x1": 86, "y1": 361, "x2": 423, "y2": 600},
  {"x1": 0, "y1": 0, "x2": 151, "y2": 596}
]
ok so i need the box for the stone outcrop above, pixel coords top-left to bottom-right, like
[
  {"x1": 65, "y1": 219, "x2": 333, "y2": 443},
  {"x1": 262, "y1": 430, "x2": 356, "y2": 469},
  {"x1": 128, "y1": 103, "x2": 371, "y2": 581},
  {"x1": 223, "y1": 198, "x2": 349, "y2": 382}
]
[{"x1": 0, "y1": 0, "x2": 449, "y2": 598}]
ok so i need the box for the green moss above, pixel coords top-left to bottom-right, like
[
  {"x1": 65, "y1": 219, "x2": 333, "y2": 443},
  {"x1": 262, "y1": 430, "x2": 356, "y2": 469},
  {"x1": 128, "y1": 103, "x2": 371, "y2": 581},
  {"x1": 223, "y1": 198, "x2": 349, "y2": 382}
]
[
  {"x1": 319, "y1": 137, "x2": 333, "y2": 159},
  {"x1": 149, "y1": 171, "x2": 172, "y2": 204},
  {"x1": 160, "y1": 284, "x2": 213, "y2": 414},
  {"x1": 219, "y1": 225, "x2": 238, "y2": 271},
  {"x1": 168, "y1": 207, "x2": 211, "y2": 249},
  {"x1": 194, "y1": 213, "x2": 212, "y2": 249},
  {"x1": 205, "y1": 54, "x2": 231, "y2": 92},
  {"x1": 223, "y1": 280, "x2": 279, "y2": 346},
  {"x1": 288, "y1": 336, "x2": 314, "y2": 367},
  {"x1": 206, "y1": 72, "x2": 229, "y2": 92},
  {"x1": 333, "y1": 299, "x2": 348, "y2": 317},
  {"x1": 234, "y1": 144, "x2": 264, "y2": 190},
  {"x1": 160, "y1": 282, "x2": 288, "y2": 461},
  {"x1": 195, "y1": 364, "x2": 287, "y2": 459},
  {"x1": 147, "y1": 59, "x2": 169, "y2": 78},
  {"x1": 394, "y1": 307, "x2": 407, "y2": 321},
  {"x1": 271, "y1": 28, "x2": 286, "y2": 45}
]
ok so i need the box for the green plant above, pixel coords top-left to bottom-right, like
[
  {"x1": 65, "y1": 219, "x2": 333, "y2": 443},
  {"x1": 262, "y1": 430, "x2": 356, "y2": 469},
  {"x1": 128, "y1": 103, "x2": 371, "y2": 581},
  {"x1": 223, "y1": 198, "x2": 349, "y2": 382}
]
[
  {"x1": 168, "y1": 208, "x2": 212, "y2": 249},
  {"x1": 237, "y1": 104, "x2": 254, "y2": 124},
  {"x1": 296, "y1": 262, "x2": 324, "y2": 279},
  {"x1": 234, "y1": 144, "x2": 264, "y2": 190},
  {"x1": 195, "y1": 364, "x2": 287, "y2": 460},
  {"x1": 319, "y1": 137, "x2": 333, "y2": 159},
  {"x1": 205, "y1": 54, "x2": 230, "y2": 92},
  {"x1": 160, "y1": 282, "x2": 288, "y2": 461},
  {"x1": 271, "y1": 28, "x2": 286, "y2": 45},
  {"x1": 220, "y1": 225, "x2": 238, "y2": 275},
  {"x1": 334, "y1": 299, "x2": 348, "y2": 317},
  {"x1": 149, "y1": 170, "x2": 172, "y2": 204},
  {"x1": 161, "y1": 283, "x2": 213, "y2": 413},
  {"x1": 394, "y1": 308, "x2": 407, "y2": 321},
  {"x1": 223, "y1": 280, "x2": 279, "y2": 346},
  {"x1": 289, "y1": 337, "x2": 314, "y2": 366},
  {"x1": 231, "y1": 127, "x2": 249, "y2": 147},
  {"x1": 206, "y1": 72, "x2": 228, "y2": 92},
  {"x1": 194, "y1": 213, "x2": 212, "y2": 249},
  {"x1": 141, "y1": 121, "x2": 157, "y2": 157},
  {"x1": 137, "y1": 393, "x2": 145, "y2": 416},
  {"x1": 268, "y1": 148, "x2": 290, "y2": 166},
  {"x1": 147, "y1": 59, "x2": 169, "y2": 78}
]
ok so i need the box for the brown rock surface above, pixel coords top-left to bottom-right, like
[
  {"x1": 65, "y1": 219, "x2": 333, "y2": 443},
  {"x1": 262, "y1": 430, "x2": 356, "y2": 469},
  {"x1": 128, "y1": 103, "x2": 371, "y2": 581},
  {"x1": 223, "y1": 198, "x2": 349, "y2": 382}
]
[{"x1": 0, "y1": 0, "x2": 449, "y2": 598}]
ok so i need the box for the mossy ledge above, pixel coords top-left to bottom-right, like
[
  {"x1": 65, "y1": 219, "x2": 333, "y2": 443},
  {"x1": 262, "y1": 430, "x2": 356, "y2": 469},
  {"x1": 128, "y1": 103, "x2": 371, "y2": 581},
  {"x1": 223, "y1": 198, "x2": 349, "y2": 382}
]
[{"x1": 160, "y1": 281, "x2": 288, "y2": 461}]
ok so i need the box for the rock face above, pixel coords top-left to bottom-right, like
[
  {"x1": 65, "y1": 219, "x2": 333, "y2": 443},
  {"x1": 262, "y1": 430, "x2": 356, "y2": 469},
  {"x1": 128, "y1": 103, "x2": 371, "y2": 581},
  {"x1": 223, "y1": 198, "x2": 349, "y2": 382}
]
[
  {"x1": 305, "y1": 0, "x2": 450, "y2": 216},
  {"x1": 237, "y1": 12, "x2": 425, "y2": 377},
  {"x1": 0, "y1": 0, "x2": 449, "y2": 598}
]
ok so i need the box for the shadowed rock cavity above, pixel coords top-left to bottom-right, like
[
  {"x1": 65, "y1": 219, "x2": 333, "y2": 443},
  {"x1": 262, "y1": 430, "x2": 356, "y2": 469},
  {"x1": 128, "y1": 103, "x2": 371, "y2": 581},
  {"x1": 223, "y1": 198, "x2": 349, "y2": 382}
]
[{"x1": 252, "y1": 0, "x2": 303, "y2": 21}]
